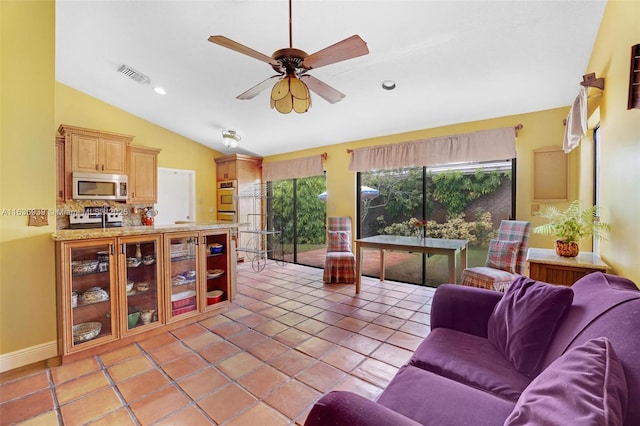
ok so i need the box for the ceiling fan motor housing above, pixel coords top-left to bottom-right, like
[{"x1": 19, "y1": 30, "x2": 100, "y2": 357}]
[{"x1": 271, "y1": 48, "x2": 308, "y2": 74}]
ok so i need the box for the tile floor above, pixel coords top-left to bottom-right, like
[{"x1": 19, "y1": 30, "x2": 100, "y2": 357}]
[{"x1": 1, "y1": 262, "x2": 435, "y2": 425}]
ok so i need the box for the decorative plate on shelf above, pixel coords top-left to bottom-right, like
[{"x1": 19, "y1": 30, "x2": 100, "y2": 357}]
[
  {"x1": 207, "y1": 269, "x2": 224, "y2": 278},
  {"x1": 79, "y1": 287, "x2": 109, "y2": 304}
]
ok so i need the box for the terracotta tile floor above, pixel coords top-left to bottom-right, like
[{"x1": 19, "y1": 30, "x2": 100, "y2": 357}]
[{"x1": 0, "y1": 262, "x2": 434, "y2": 425}]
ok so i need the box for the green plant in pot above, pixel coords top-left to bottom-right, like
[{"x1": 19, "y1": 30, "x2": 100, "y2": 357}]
[{"x1": 533, "y1": 200, "x2": 611, "y2": 257}]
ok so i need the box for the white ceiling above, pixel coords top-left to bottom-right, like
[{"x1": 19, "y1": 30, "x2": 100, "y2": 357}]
[{"x1": 56, "y1": 0, "x2": 607, "y2": 157}]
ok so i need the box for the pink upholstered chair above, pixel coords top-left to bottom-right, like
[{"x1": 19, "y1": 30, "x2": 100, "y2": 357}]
[
  {"x1": 323, "y1": 216, "x2": 356, "y2": 284},
  {"x1": 461, "y1": 220, "x2": 531, "y2": 292}
]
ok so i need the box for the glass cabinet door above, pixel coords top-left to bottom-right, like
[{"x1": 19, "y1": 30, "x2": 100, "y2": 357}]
[
  {"x1": 202, "y1": 230, "x2": 230, "y2": 310},
  {"x1": 67, "y1": 240, "x2": 117, "y2": 350},
  {"x1": 165, "y1": 232, "x2": 199, "y2": 321},
  {"x1": 119, "y1": 235, "x2": 162, "y2": 333}
]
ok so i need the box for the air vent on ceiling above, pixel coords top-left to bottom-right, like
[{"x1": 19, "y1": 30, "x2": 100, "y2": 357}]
[{"x1": 117, "y1": 64, "x2": 151, "y2": 84}]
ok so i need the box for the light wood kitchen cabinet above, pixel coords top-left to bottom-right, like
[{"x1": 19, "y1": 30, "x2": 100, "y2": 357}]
[
  {"x1": 129, "y1": 146, "x2": 161, "y2": 203},
  {"x1": 164, "y1": 229, "x2": 231, "y2": 323},
  {"x1": 214, "y1": 153, "x2": 261, "y2": 183},
  {"x1": 56, "y1": 136, "x2": 66, "y2": 202},
  {"x1": 118, "y1": 235, "x2": 164, "y2": 336},
  {"x1": 56, "y1": 238, "x2": 120, "y2": 358},
  {"x1": 55, "y1": 228, "x2": 231, "y2": 363},
  {"x1": 59, "y1": 124, "x2": 132, "y2": 174}
]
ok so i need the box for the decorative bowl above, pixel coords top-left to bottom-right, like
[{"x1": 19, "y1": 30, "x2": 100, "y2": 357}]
[
  {"x1": 80, "y1": 287, "x2": 109, "y2": 304},
  {"x1": 71, "y1": 260, "x2": 99, "y2": 275},
  {"x1": 126, "y1": 280, "x2": 134, "y2": 292},
  {"x1": 135, "y1": 282, "x2": 149, "y2": 292},
  {"x1": 142, "y1": 255, "x2": 155, "y2": 265},
  {"x1": 209, "y1": 243, "x2": 223, "y2": 254},
  {"x1": 207, "y1": 290, "x2": 224, "y2": 305},
  {"x1": 127, "y1": 311, "x2": 140, "y2": 328},
  {"x1": 73, "y1": 322, "x2": 101, "y2": 343},
  {"x1": 184, "y1": 270, "x2": 197, "y2": 279},
  {"x1": 207, "y1": 269, "x2": 224, "y2": 279}
]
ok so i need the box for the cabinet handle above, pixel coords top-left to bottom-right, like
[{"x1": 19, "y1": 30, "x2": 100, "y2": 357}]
[
  {"x1": 58, "y1": 190, "x2": 63, "y2": 197},
  {"x1": 110, "y1": 244, "x2": 114, "y2": 255},
  {"x1": 102, "y1": 165, "x2": 105, "y2": 171},
  {"x1": 195, "y1": 236, "x2": 199, "y2": 245},
  {"x1": 95, "y1": 164, "x2": 99, "y2": 170}
]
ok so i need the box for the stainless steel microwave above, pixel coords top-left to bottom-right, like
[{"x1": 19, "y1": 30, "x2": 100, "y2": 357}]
[{"x1": 72, "y1": 172, "x2": 128, "y2": 201}]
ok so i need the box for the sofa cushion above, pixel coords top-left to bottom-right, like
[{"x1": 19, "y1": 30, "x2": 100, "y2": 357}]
[
  {"x1": 488, "y1": 276, "x2": 573, "y2": 378},
  {"x1": 409, "y1": 328, "x2": 531, "y2": 401},
  {"x1": 377, "y1": 365, "x2": 515, "y2": 426},
  {"x1": 485, "y1": 239, "x2": 519, "y2": 273},
  {"x1": 327, "y1": 231, "x2": 351, "y2": 252},
  {"x1": 505, "y1": 337, "x2": 627, "y2": 426}
]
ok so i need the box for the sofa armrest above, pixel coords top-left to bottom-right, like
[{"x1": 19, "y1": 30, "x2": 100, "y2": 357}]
[
  {"x1": 304, "y1": 391, "x2": 422, "y2": 426},
  {"x1": 430, "y1": 284, "x2": 502, "y2": 338}
]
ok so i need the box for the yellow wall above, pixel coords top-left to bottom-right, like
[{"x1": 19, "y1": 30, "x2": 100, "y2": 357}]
[
  {"x1": 1, "y1": 1, "x2": 57, "y2": 354},
  {"x1": 583, "y1": 0, "x2": 640, "y2": 283},
  {"x1": 56, "y1": 83, "x2": 221, "y2": 221}
]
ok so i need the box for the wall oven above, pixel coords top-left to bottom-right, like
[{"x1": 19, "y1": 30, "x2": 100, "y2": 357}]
[{"x1": 217, "y1": 181, "x2": 236, "y2": 212}]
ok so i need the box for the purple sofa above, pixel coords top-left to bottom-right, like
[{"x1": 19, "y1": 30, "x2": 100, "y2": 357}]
[{"x1": 305, "y1": 272, "x2": 640, "y2": 426}]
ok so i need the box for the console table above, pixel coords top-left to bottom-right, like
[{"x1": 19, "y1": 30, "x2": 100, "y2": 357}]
[{"x1": 527, "y1": 248, "x2": 609, "y2": 286}]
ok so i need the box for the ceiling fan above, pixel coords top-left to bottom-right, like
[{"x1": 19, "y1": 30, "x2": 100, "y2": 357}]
[{"x1": 208, "y1": 0, "x2": 369, "y2": 114}]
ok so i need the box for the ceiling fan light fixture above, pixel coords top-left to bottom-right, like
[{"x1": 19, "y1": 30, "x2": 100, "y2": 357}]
[
  {"x1": 222, "y1": 130, "x2": 240, "y2": 149},
  {"x1": 270, "y1": 75, "x2": 311, "y2": 114}
]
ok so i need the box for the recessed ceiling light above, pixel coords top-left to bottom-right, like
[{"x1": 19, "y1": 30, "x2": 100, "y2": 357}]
[
  {"x1": 382, "y1": 80, "x2": 396, "y2": 90},
  {"x1": 153, "y1": 87, "x2": 166, "y2": 95}
]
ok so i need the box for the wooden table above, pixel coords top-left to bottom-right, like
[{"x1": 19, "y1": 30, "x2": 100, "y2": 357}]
[
  {"x1": 354, "y1": 235, "x2": 468, "y2": 293},
  {"x1": 527, "y1": 248, "x2": 609, "y2": 286}
]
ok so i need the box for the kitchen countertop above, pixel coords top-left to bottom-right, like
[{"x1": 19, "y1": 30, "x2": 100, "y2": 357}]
[{"x1": 51, "y1": 221, "x2": 238, "y2": 241}]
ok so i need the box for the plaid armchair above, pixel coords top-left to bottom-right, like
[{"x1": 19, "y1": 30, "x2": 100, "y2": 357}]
[
  {"x1": 461, "y1": 220, "x2": 531, "y2": 292},
  {"x1": 323, "y1": 216, "x2": 356, "y2": 284}
]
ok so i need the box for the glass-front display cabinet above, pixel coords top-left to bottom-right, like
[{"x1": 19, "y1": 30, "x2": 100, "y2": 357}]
[
  {"x1": 61, "y1": 239, "x2": 118, "y2": 353},
  {"x1": 201, "y1": 230, "x2": 230, "y2": 309},
  {"x1": 165, "y1": 232, "x2": 199, "y2": 322},
  {"x1": 118, "y1": 235, "x2": 163, "y2": 334}
]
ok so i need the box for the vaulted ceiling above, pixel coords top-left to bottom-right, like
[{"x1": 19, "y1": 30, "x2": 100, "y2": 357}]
[{"x1": 56, "y1": 0, "x2": 607, "y2": 157}]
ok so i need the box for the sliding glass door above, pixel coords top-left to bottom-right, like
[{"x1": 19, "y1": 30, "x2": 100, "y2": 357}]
[
  {"x1": 358, "y1": 160, "x2": 514, "y2": 286},
  {"x1": 268, "y1": 175, "x2": 327, "y2": 268}
]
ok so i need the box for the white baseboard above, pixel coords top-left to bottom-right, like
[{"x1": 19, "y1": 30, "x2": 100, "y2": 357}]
[{"x1": 0, "y1": 341, "x2": 58, "y2": 373}]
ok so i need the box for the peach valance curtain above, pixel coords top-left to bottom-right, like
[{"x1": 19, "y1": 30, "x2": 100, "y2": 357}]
[
  {"x1": 262, "y1": 154, "x2": 325, "y2": 182},
  {"x1": 348, "y1": 127, "x2": 517, "y2": 172}
]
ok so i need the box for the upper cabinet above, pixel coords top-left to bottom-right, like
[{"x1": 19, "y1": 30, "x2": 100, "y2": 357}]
[
  {"x1": 129, "y1": 146, "x2": 161, "y2": 204},
  {"x1": 214, "y1": 154, "x2": 262, "y2": 185},
  {"x1": 59, "y1": 125, "x2": 132, "y2": 175},
  {"x1": 56, "y1": 125, "x2": 160, "y2": 203}
]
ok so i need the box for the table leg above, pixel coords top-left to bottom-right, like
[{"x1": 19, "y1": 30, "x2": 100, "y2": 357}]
[
  {"x1": 380, "y1": 249, "x2": 386, "y2": 281},
  {"x1": 448, "y1": 252, "x2": 456, "y2": 284},
  {"x1": 355, "y1": 243, "x2": 362, "y2": 294},
  {"x1": 461, "y1": 245, "x2": 468, "y2": 271}
]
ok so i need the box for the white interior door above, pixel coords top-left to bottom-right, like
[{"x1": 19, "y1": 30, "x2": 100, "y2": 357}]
[{"x1": 155, "y1": 168, "x2": 195, "y2": 225}]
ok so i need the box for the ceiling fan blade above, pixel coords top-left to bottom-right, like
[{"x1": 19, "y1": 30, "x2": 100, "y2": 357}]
[
  {"x1": 237, "y1": 75, "x2": 283, "y2": 100},
  {"x1": 301, "y1": 75, "x2": 345, "y2": 104},
  {"x1": 302, "y1": 35, "x2": 369, "y2": 70},
  {"x1": 208, "y1": 35, "x2": 280, "y2": 67}
]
